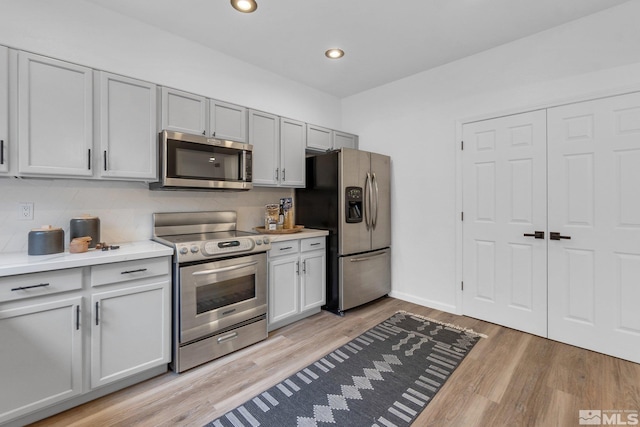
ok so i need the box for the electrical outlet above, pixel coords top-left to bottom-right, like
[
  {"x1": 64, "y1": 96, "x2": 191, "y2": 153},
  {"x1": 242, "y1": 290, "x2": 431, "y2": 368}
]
[{"x1": 18, "y1": 202, "x2": 34, "y2": 220}]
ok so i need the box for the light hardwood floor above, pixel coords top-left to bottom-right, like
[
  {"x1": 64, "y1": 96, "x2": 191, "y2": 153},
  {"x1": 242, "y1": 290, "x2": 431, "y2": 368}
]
[{"x1": 31, "y1": 297, "x2": 640, "y2": 426}]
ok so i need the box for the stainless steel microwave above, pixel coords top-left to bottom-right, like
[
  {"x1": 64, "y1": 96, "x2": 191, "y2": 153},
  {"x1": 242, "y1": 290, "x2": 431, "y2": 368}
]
[{"x1": 150, "y1": 130, "x2": 252, "y2": 191}]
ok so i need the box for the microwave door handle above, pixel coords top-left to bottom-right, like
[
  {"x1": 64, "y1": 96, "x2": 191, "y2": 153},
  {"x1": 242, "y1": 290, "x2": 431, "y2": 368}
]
[{"x1": 192, "y1": 261, "x2": 258, "y2": 276}]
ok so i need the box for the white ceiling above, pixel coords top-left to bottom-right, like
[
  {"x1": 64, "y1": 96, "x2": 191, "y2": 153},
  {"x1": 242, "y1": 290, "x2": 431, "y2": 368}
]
[{"x1": 84, "y1": 0, "x2": 630, "y2": 98}]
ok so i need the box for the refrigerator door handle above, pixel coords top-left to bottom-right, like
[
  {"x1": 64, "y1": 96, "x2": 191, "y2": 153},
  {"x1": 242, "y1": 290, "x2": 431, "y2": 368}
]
[
  {"x1": 349, "y1": 251, "x2": 388, "y2": 262},
  {"x1": 364, "y1": 172, "x2": 372, "y2": 230},
  {"x1": 372, "y1": 172, "x2": 379, "y2": 229}
]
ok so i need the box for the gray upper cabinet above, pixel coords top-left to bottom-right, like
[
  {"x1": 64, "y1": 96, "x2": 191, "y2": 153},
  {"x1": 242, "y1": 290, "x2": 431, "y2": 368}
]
[
  {"x1": 279, "y1": 117, "x2": 306, "y2": 187},
  {"x1": 0, "y1": 46, "x2": 7, "y2": 173},
  {"x1": 333, "y1": 131, "x2": 358, "y2": 150},
  {"x1": 249, "y1": 111, "x2": 306, "y2": 188},
  {"x1": 249, "y1": 109, "x2": 280, "y2": 186},
  {"x1": 306, "y1": 124, "x2": 332, "y2": 152},
  {"x1": 160, "y1": 87, "x2": 207, "y2": 136},
  {"x1": 97, "y1": 72, "x2": 157, "y2": 180},
  {"x1": 18, "y1": 52, "x2": 94, "y2": 176},
  {"x1": 209, "y1": 100, "x2": 247, "y2": 142}
]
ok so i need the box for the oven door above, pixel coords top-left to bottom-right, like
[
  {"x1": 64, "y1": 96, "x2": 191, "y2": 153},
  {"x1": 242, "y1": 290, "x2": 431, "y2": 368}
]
[{"x1": 179, "y1": 253, "x2": 266, "y2": 344}]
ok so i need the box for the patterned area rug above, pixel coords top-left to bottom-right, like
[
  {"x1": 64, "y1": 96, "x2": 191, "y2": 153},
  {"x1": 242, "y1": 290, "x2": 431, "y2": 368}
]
[{"x1": 206, "y1": 311, "x2": 483, "y2": 427}]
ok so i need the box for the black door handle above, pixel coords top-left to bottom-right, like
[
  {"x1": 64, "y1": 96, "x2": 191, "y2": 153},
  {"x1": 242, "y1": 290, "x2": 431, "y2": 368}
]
[
  {"x1": 524, "y1": 231, "x2": 545, "y2": 239},
  {"x1": 550, "y1": 232, "x2": 571, "y2": 240}
]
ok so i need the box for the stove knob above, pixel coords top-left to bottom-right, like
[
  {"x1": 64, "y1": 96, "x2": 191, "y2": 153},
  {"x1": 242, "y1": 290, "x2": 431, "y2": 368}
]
[
  {"x1": 179, "y1": 247, "x2": 188, "y2": 255},
  {"x1": 255, "y1": 239, "x2": 262, "y2": 245},
  {"x1": 190, "y1": 246, "x2": 199, "y2": 253},
  {"x1": 263, "y1": 237, "x2": 270, "y2": 244}
]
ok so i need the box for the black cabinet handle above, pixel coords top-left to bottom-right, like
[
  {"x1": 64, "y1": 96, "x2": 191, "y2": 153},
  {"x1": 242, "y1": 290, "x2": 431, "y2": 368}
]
[
  {"x1": 523, "y1": 231, "x2": 545, "y2": 239},
  {"x1": 76, "y1": 305, "x2": 80, "y2": 330},
  {"x1": 103, "y1": 150, "x2": 107, "y2": 171},
  {"x1": 550, "y1": 232, "x2": 571, "y2": 241},
  {"x1": 95, "y1": 301, "x2": 100, "y2": 326},
  {"x1": 11, "y1": 283, "x2": 50, "y2": 291},
  {"x1": 0, "y1": 140, "x2": 4, "y2": 165},
  {"x1": 280, "y1": 246, "x2": 293, "y2": 251},
  {"x1": 310, "y1": 242, "x2": 321, "y2": 246},
  {"x1": 88, "y1": 149, "x2": 92, "y2": 170},
  {"x1": 120, "y1": 268, "x2": 148, "y2": 274}
]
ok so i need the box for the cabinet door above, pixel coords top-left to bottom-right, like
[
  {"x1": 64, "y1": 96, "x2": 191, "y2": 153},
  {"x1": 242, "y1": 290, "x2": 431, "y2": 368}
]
[
  {"x1": 249, "y1": 109, "x2": 279, "y2": 186},
  {"x1": 91, "y1": 281, "x2": 170, "y2": 388},
  {"x1": 462, "y1": 111, "x2": 548, "y2": 337},
  {"x1": 280, "y1": 117, "x2": 306, "y2": 187},
  {"x1": 209, "y1": 100, "x2": 247, "y2": 142},
  {"x1": 98, "y1": 72, "x2": 157, "y2": 180},
  {"x1": 300, "y1": 250, "x2": 326, "y2": 311},
  {"x1": 0, "y1": 297, "x2": 83, "y2": 424},
  {"x1": 547, "y1": 92, "x2": 640, "y2": 364},
  {"x1": 333, "y1": 131, "x2": 358, "y2": 150},
  {"x1": 18, "y1": 52, "x2": 93, "y2": 176},
  {"x1": 306, "y1": 124, "x2": 332, "y2": 152},
  {"x1": 160, "y1": 87, "x2": 207, "y2": 135},
  {"x1": 268, "y1": 254, "x2": 299, "y2": 324},
  {"x1": 0, "y1": 46, "x2": 7, "y2": 174}
]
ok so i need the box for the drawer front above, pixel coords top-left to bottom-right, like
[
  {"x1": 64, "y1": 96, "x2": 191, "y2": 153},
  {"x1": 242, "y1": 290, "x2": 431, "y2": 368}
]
[
  {"x1": 0, "y1": 268, "x2": 83, "y2": 302},
  {"x1": 269, "y1": 240, "x2": 300, "y2": 257},
  {"x1": 301, "y1": 237, "x2": 325, "y2": 252},
  {"x1": 91, "y1": 257, "x2": 170, "y2": 287}
]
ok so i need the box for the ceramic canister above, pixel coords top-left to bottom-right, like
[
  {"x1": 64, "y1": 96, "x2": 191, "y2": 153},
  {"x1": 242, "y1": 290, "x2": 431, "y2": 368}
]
[
  {"x1": 70, "y1": 215, "x2": 100, "y2": 248},
  {"x1": 28, "y1": 226, "x2": 65, "y2": 255}
]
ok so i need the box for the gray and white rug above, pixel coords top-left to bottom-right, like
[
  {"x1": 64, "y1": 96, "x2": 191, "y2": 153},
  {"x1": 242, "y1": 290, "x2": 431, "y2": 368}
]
[{"x1": 206, "y1": 311, "x2": 482, "y2": 427}]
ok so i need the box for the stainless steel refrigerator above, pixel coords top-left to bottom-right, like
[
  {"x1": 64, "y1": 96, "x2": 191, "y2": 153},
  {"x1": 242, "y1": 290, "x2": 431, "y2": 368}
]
[{"x1": 296, "y1": 148, "x2": 391, "y2": 314}]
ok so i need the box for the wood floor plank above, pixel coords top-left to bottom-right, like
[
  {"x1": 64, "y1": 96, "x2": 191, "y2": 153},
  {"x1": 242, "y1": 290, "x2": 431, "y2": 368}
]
[{"x1": 28, "y1": 297, "x2": 640, "y2": 427}]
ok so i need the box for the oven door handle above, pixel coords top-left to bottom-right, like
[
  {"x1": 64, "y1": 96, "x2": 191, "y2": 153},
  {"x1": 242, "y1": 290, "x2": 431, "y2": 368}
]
[{"x1": 191, "y1": 261, "x2": 258, "y2": 276}]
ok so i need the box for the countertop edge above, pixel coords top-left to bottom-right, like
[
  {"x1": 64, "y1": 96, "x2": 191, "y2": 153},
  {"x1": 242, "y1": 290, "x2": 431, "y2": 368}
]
[{"x1": 0, "y1": 241, "x2": 174, "y2": 277}]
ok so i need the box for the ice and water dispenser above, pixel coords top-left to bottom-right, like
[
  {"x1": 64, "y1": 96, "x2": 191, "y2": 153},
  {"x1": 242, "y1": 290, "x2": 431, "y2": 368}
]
[{"x1": 345, "y1": 186, "x2": 363, "y2": 223}]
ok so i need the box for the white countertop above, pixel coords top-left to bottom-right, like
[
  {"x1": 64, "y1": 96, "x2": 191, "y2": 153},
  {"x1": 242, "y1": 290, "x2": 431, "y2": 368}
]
[
  {"x1": 0, "y1": 240, "x2": 174, "y2": 277},
  {"x1": 266, "y1": 228, "x2": 329, "y2": 243}
]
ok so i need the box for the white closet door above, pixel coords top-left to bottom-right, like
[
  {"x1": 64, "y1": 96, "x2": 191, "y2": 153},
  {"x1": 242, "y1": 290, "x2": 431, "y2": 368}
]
[
  {"x1": 462, "y1": 110, "x2": 547, "y2": 336},
  {"x1": 547, "y1": 92, "x2": 640, "y2": 363}
]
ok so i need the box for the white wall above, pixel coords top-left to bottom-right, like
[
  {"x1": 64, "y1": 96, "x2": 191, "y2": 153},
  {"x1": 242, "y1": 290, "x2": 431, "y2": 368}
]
[
  {"x1": 0, "y1": 0, "x2": 342, "y2": 252},
  {"x1": 342, "y1": 1, "x2": 640, "y2": 313}
]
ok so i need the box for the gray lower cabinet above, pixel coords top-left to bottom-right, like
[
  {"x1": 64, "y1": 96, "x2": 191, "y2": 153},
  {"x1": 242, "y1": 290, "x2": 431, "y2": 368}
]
[
  {"x1": 0, "y1": 257, "x2": 171, "y2": 426},
  {"x1": 268, "y1": 236, "x2": 326, "y2": 331}
]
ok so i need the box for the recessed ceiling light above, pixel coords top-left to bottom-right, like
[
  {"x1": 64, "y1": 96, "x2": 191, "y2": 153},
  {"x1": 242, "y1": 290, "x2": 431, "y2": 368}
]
[
  {"x1": 325, "y1": 48, "x2": 345, "y2": 59},
  {"x1": 231, "y1": 0, "x2": 257, "y2": 13}
]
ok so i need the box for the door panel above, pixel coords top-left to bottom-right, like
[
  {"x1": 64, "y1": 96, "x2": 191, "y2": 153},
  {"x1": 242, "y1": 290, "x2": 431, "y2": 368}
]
[
  {"x1": 339, "y1": 148, "x2": 371, "y2": 255},
  {"x1": 462, "y1": 110, "x2": 547, "y2": 337},
  {"x1": 371, "y1": 152, "x2": 391, "y2": 250},
  {"x1": 548, "y1": 92, "x2": 640, "y2": 363},
  {"x1": 339, "y1": 249, "x2": 391, "y2": 312}
]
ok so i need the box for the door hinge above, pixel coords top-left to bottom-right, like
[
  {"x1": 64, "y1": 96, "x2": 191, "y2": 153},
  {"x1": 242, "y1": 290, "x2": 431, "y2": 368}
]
[
  {"x1": 461, "y1": 140, "x2": 464, "y2": 151},
  {"x1": 461, "y1": 281, "x2": 464, "y2": 291}
]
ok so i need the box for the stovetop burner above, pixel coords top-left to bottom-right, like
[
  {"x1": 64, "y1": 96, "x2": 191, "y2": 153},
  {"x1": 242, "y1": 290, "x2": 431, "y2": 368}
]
[{"x1": 152, "y1": 211, "x2": 271, "y2": 263}]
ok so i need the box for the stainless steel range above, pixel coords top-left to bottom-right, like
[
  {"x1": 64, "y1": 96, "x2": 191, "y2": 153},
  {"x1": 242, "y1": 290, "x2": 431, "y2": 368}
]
[{"x1": 152, "y1": 211, "x2": 271, "y2": 372}]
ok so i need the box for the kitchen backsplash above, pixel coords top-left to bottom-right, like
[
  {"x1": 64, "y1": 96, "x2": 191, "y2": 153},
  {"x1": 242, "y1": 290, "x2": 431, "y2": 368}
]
[{"x1": 0, "y1": 178, "x2": 292, "y2": 253}]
